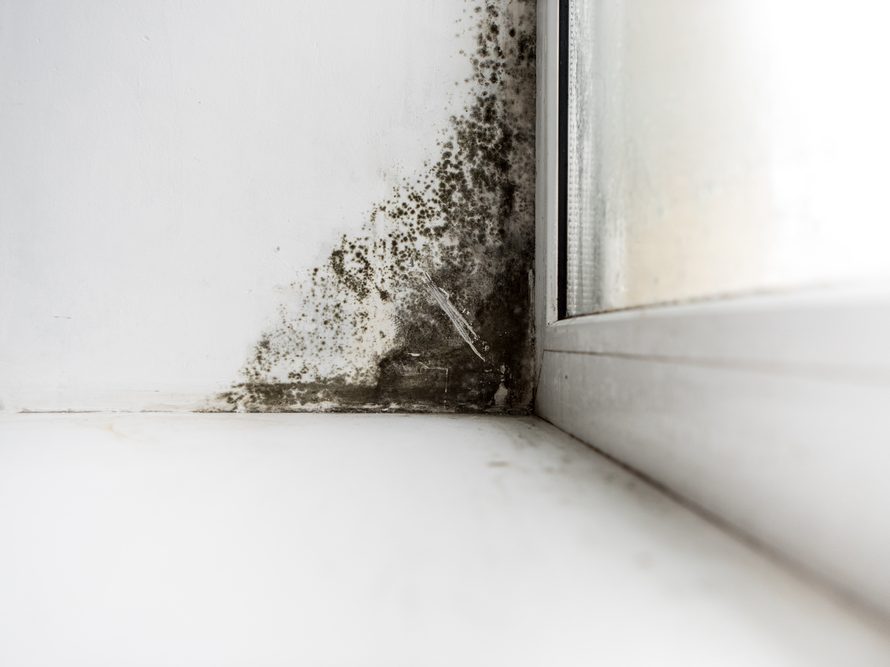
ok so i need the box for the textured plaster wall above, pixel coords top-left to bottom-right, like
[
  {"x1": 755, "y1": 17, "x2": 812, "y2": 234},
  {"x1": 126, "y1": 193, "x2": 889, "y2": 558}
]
[{"x1": 0, "y1": 0, "x2": 535, "y2": 413}]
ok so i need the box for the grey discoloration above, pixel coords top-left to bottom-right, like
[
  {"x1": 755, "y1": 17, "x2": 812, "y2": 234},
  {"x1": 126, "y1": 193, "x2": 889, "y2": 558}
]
[{"x1": 220, "y1": 0, "x2": 536, "y2": 413}]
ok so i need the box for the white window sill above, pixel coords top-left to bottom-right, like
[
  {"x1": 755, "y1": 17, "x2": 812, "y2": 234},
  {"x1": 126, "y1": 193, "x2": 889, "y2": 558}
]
[{"x1": 0, "y1": 413, "x2": 887, "y2": 665}]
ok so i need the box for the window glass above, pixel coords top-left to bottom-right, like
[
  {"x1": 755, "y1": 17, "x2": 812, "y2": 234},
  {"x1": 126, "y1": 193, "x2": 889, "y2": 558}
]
[{"x1": 565, "y1": 0, "x2": 890, "y2": 316}]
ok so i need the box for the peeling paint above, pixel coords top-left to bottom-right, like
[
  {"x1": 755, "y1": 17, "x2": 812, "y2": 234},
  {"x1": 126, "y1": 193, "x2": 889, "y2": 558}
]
[
  {"x1": 415, "y1": 267, "x2": 486, "y2": 362},
  {"x1": 219, "y1": 0, "x2": 536, "y2": 413}
]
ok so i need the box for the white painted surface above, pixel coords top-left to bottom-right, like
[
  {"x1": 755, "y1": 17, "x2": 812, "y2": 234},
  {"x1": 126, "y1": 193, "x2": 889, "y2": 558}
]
[
  {"x1": 1, "y1": 413, "x2": 888, "y2": 666},
  {"x1": 0, "y1": 0, "x2": 474, "y2": 411},
  {"x1": 537, "y1": 287, "x2": 890, "y2": 618},
  {"x1": 562, "y1": 0, "x2": 890, "y2": 313},
  {"x1": 534, "y1": 0, "x2": 558, "y2": 372},
  {"x1": 535, "y1": 0, "x2": 890, "y2": 619}
]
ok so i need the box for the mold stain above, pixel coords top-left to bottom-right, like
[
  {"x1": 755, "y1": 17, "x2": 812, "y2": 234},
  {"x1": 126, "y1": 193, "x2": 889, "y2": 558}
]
[{"x1": 219, "y1": 0, "x2": 536, "y2": 414}]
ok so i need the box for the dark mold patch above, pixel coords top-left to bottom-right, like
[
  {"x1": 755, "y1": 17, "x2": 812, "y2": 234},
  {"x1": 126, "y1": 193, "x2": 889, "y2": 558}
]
[{"x1": 221, "y1": 0, "x2": 536, "y2": 413}]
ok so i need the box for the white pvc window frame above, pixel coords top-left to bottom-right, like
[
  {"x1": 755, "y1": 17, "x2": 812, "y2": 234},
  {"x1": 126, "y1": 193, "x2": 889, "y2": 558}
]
[{"x1": 534, "y1": 0, "x2": 890, "y2": 620}]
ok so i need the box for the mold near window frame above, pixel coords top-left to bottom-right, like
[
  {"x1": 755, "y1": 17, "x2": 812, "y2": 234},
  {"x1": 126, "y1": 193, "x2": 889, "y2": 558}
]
[{"x1": 218, "y1": 0, "x2": 536, "y2": 414}]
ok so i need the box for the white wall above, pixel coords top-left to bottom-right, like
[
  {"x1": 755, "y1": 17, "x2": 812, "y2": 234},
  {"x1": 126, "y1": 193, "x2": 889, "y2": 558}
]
[{"x1": 0, "y1": 0, "x2": 475, "y2": 411}]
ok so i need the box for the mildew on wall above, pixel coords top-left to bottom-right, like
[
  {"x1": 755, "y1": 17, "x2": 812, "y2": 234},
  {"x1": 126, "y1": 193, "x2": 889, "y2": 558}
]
[{"x1": 221, "y1": 0, "x2": 535, "y2": 413}]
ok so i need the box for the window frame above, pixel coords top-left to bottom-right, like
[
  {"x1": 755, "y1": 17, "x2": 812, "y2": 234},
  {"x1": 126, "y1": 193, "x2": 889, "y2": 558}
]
[{"x1": 534, "y1": 0, "x2": 890, "y2": 620}]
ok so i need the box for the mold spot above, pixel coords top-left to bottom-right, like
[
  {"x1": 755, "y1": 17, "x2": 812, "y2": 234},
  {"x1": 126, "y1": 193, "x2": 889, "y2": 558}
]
[{"x1": 220, "y1": 0, "x2": 536, "y2": 414}]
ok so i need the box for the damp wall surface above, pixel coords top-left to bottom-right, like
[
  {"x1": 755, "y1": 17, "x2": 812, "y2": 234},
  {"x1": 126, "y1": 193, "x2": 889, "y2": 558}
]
[{"x1": 0, "y1": 0, "x2": 536, "y2": 413}]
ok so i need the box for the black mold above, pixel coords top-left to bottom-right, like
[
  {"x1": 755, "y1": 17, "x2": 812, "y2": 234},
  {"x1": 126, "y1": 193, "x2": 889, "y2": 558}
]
[{"x1": 221, "y1": 0, "x2": 536, "y2": 413}]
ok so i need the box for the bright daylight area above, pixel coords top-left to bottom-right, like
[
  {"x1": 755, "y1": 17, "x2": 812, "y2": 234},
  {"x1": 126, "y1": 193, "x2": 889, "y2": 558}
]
[{"x1": 2, "y1": 1, "x2": 890, "y2": 665}]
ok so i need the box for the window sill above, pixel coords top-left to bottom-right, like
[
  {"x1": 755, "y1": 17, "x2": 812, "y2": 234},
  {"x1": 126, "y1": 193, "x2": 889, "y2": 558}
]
[{"x1": 1, "y1": 412, "x2": 887, "y2": 664}]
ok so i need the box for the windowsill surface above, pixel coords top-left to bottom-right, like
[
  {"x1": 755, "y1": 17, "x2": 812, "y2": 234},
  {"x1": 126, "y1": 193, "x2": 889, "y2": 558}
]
[{"x1": 0, "y1": 413, "x2": 887, "y2": 665}]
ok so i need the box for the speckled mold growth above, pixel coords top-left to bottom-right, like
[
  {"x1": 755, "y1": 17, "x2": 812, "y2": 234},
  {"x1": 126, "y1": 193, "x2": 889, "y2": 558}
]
[{"x1": 221, "y1": 0, "x2": 536, "y2": 413}]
